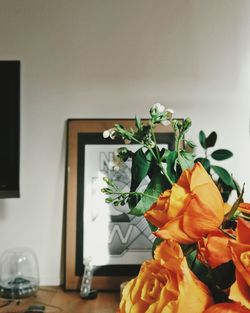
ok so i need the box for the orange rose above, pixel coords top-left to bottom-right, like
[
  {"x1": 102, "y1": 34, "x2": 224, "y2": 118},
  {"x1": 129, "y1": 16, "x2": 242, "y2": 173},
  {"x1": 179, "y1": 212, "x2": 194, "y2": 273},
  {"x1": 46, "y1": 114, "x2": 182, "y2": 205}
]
[
  {"x1": 203, "y1": 302, "x2": 249, "y2": 313},
  {"x1": 118, "y1": 240, "x2": 213, "y2": 313},
  {"x1": 144, "y1": 162, "x2": 225, "y2": 244},
  {"x1": 197, "y1": 229, "x2": 234, "y2": 269},
  {"x1": 229, "y1": 218, "x2": 250, "y2": 309},
  {"x1": 239, "y1": 203, "x2": 250, "y2": 215}
]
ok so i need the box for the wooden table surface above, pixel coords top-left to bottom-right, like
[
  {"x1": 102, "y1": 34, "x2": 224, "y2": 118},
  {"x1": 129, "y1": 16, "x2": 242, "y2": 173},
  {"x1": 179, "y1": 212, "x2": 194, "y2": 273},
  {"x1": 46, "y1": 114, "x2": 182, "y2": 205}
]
[{"x1": 0, "y1": 287, "x2": 120, "y2": 313}]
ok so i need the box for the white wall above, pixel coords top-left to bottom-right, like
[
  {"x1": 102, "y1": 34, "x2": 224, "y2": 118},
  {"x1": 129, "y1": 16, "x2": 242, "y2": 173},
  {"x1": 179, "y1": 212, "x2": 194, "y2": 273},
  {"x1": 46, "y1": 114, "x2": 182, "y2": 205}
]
[{"x1": 0, "y1": 0, "x2": 249, "y2": 285}]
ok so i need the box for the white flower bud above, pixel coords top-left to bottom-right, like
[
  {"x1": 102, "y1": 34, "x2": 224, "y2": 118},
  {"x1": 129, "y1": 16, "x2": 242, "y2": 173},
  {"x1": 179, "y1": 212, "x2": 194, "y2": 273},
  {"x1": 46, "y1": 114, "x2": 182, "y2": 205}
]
[
  {"x1": 166, "y1": 108, "x2": 174, "y2": 115},
  {"x1": 110, "y1": 129, "x2": 116, "y2": 140},
  {"x1": 152, "y1": 102, "x2": 165, "y2": 113},
  {"x1": 160, "y1": 119, "x2": 170, "y2": 126},
  {"x1": 113, "y1": 165, "x2": 120, "y2": 171},
  {"x1": 103, "y1": 130, "x2": 110, "y2": 138}
]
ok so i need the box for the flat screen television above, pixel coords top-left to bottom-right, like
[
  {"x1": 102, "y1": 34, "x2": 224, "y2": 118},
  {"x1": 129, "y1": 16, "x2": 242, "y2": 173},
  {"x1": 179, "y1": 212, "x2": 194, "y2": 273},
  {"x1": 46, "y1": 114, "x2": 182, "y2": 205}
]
[{"x1": 0, "y1": 61, "x2": 20, "y2": 198}]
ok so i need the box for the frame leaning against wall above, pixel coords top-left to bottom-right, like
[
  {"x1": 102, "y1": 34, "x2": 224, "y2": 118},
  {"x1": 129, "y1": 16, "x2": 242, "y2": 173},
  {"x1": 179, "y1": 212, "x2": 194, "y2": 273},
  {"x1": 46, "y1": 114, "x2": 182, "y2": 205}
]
[{"x1": 64, "y1": 119, "x2": 176, "y2": 290}]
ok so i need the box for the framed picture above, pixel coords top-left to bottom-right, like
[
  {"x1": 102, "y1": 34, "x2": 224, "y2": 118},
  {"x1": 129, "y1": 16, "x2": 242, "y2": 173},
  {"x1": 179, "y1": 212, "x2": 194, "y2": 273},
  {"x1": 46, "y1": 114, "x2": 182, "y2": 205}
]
[{"x1": 64, "y1": 119, "x2": 176, "y2": 290}]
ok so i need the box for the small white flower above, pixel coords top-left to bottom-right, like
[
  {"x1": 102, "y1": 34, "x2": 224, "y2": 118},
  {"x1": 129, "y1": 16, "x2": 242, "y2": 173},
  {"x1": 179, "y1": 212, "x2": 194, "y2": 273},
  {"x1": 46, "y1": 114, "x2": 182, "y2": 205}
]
[
  {"x1": 103, "y1": 129, "x2": 110, "y2": 138},
  {"x1": 166, "y1": 108, "x2": 174, "y2": 115},
  {"x1": 160, "y1": 119, "x2": 170, "y2": 126},
  {"x1": 152, "y1": 102, "x2": 165, "y2": 113},
  {"x1": 113, "y1": 165, "x2": 120, "y2": 171},
  {"x1": 103, "y1": 128, "x2": 116, "y2": 139},
  {"x1": 110, "y1": 129, "x2": 116, "y2": 140},
  {"x1": 108, "y1": 154, "x2": 124, "y2": 171},
  {"x1": 148, "y1": 141, "x2": 156, "y2": 148}
]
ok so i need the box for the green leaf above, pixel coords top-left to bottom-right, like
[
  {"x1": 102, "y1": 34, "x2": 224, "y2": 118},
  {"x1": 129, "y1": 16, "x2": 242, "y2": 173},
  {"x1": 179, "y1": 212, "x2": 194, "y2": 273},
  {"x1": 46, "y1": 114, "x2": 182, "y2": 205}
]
[
  {"x1": 211, "y1": 261, "x2": 235, "y2": 290},
  {"x1": 130, "y1": 148, "x2": 152, "y2": 192},
  {"x1": 135, "y1": 115, "x2": 141, "y2": 130},
  {"x1": 205, "y1": 131, "x2": 217, "y2": 148},
  {"x1": 186, "y1": 251, "x2": 210, "y2": 284},
  {"x1": 186, "y1": 140, "x2": 196, "y2": 149},
  {"x1": 127, "y1": 194, "x2": 141, "y2": 210},
  {"x1": 160, "y1": 148, "x2": 169, "y2": 162},
  {"x1": 232, "y1": 178, "x2": 241, "y2": 197},
  {"x1": 178, "y1": 151, "x2": 194, "y2": 171},
  {"x1": 211, "y1": 165, "x2": 233, "y2": 185},
  {"x1": 217, "y1": 178, "x2": 234, "y2": 202},
  {"x1": 130, "y1": 172, "x2": 167, "y2": 216},
  {"x1": 224, "y1": 185, "x2": 244, "y2": 221},
  {"x1": 164, "y1": 151, "x2": 178, "y2": 182},
  {"x1": 180, "y1": 243, "x2": 196, "y2": 256},
  {"x1": 194, "y1": 157, "x2": 211, "y2": 171},
  {"x1": 199, "y1": 130, "x2": 206, "y2": 149},
  {"x1": 148, "y1": 221, "x2": 157, "y2": 232},
  {"x1": 211, "y1": 149, "x2": 233, "y2": 161}
]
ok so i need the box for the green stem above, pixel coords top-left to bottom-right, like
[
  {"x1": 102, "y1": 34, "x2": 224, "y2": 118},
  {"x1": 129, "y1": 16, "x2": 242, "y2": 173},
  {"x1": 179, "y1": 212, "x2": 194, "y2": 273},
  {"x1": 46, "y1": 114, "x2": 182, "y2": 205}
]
[
  {"x1": 175, "y1": 131, "x2": 180, "y2": 151},
  {"x1": 183, "y1": 245, "x2": 196, "y2": 257},
  {"x1": 238, "y1": 214, "x2": 250, "y2": 221},
  {"x1": 191, "y1": 250, "x2": 198, "y2": 271},
  {"x1": 176, "y1": 133, "x2": 185, "y2": 171},
  {"x1": 121, "y1": 125, "x2": 174, "y2": 185},
  {"x1": 218, "y1": 227, "x2": 236, "y2": 240},
  {"x1": 112, "y1": 191, "x2": 158, "y2": 201},
  {"x1": 150, "y1": 125, "x2": 174, "y2": 185}
]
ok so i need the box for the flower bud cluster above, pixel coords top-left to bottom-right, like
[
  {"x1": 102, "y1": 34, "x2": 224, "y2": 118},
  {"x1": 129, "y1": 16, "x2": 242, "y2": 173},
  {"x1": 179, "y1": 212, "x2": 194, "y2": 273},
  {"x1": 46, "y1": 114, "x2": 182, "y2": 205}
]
[
  {"x1": 108, "y1": 153, "x2": 125, "y2": 171},
  {"x1": 172, "y1": 117, "x2": 192, "y2": 135},
  {"x1": 116, "y1": 147, "x2": 133, "y2": 162},
  {"x1": 102, "y1": 128, "x2": 116, "y2": 139},
  {"x1": 141, "y1": 133, "x2": 155, "y2": 148},
  {"x1": 150, "y1": 103, "x2": 174, "y2": 127},
  {"x1": 101, "y1": 177, "x2": 137, "y2": 207}
]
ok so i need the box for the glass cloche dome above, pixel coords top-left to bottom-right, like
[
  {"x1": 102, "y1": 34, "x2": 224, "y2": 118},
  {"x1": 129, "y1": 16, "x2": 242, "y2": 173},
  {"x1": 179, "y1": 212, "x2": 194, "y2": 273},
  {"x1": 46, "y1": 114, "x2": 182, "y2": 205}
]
[{"x1": 0, "y1": 248, "x2": 39, "y2": 299}]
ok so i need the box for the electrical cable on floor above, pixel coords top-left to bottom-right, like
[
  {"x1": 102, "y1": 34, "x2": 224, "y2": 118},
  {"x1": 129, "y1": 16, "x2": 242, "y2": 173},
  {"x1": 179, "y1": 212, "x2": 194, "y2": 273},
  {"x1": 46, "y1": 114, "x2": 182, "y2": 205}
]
[
  {"x1": 0, "y1": 301, "x2": 64, "y2": 313},
  {"x1": 35, "y1": 301, "x2": 64, "y2": 313}
]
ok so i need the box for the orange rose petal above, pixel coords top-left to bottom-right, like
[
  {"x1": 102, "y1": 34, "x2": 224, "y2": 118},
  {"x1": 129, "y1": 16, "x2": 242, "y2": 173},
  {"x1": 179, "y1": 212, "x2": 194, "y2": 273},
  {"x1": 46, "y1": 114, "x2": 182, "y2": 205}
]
[
  {"x1": 130, "y1": 300, "x2": 149, "y2": 312},
  {"x1": 192, "y1": 183, "x2": 224, "y2": 222},
  {"x1": 167, "y1": 184, "x2": 189, "y2": 219},
  {"x1": 224, "y1": 202, "x2": 231, "y2": 214},
  {"x1": 204, "y1": 302, "x2": 250, "y2": 313},
  {"x1": 155, "y1": 216, "x2": 195, "y2": 244},
  {"x1": 177, "y1": 168, "x2": 192, "y2": 190},
  {"x1": 182, "y1": 194, "x2": 222, "y2": 240},
  {"x1": 190, "y1": 163, "x2": 224, "y2": 221},
  {"x1": 144, "y1": 202, "x2": 169, "y2": 228},
  {"x1": 154, "y1": 239, "x2": 183, "y2": 263},
  {"x1": 149, "y1": 281, "x2": 178, "y2": 312},
  {"x1": 198, "y1": 230, "x2": 232, "y2": 269},
  {"x1": 229, "y1": 272, "x2": 250, "y2": 310},
  {"x1": 176, "y1": 277, "x2": 213, "y2": 313},
  {"x1": 119, "y1": 279, "x2": 135, "y2": 313},
  {"x1": 229, "y1": 241, "x2": 250, "y2": 286},
  {"x1": 237, "y1": 218, "x2": 250, "y2": 245},
  {"x1": 239, "y1": 203, "x2": 250, "y2": 214},
  {"x1": 190, "y1": 162, "x2": 215, "y2": 192},
  {"x1": 131, "y1": 265, "x2": 150, "y2": 303}
]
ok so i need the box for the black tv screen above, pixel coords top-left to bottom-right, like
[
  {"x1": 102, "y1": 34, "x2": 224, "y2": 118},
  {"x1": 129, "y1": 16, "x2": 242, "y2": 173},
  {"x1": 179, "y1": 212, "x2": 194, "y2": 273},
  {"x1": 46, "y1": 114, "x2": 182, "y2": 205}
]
[{"x1": 0, "y1": 61, "x2": 20, "y2": 198}]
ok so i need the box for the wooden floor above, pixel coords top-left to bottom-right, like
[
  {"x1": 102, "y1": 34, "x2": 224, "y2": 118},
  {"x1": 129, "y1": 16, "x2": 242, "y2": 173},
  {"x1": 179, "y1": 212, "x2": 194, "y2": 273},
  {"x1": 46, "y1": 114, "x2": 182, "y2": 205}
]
[{"x1": 0, "y1": 287, "x2": 120, "y2": 313}]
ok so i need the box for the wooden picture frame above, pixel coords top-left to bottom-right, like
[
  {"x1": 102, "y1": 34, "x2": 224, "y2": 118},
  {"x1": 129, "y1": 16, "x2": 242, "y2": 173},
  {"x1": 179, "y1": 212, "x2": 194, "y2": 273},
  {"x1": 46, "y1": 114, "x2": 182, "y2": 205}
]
[{"x1": 64, "y1": 119, "x2": 175, "y2": 290}]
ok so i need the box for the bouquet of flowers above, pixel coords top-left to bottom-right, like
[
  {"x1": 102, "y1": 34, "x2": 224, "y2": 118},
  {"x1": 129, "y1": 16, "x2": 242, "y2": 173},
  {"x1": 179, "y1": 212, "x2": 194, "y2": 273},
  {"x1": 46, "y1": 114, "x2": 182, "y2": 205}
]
[{"x1": 102, "y1": 103, "x2": 250, "y2": 313}]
